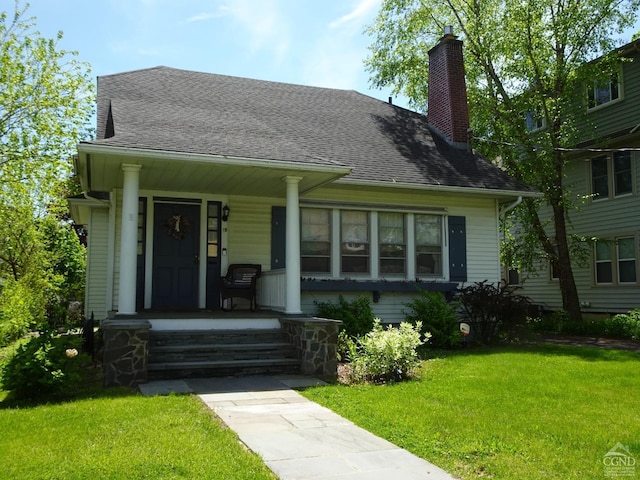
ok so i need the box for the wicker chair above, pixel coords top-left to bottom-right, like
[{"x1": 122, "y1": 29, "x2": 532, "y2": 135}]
[{"x1": 220, "y1": 264, "x2": 262, "y2": 311}]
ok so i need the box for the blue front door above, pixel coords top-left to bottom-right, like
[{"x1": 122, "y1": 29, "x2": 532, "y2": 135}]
[{"x1": 152, "y1": 202, "x2": 200, "y2": 309}]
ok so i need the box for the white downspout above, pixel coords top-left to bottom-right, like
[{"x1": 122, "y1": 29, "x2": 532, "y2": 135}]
[{"x1": 499, "y1": 196, "x2": 523, "y2": 217}]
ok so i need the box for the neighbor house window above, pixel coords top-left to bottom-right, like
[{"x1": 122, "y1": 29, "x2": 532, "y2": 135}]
[
  {"x1": 379, "y1": 212, "x2": 406, "y2": 275},
  {"x1": 595, "y1": 236, "x2": 638, "y2": 285},
  {"x1": 415, "y1": 214, "x2": 442, "y2": 276},
  {"x1": 507, "y1": 268, "x2": 520, "y2": 285},
  {"x1": 341, "y1": 210, "x2": 369, "y2": 274},
  {"x1": 595, "y1": 241, "x2": 613, "y2": 284},
  {"x1": 550, "y1": 260, "x2": 560, "y2": 281},
  {"x1": 591, "y1": 152, "x2": 633, "y2": 200},
  {"x1": 591, "y1": 155, "x2": 609, "y2": 199},
  {"x1": 301, "y1": 208, "x2": 331, "y2": 273},
  {"x1": 587, "y1": 73, "x2": 619, "y2": 109},
  {"x1": 523, "y1": 108, "x2": 544, "y2": 132},
  {"x1": 614, "y1": 152, "x2": 632, "y2": 196},
  {"x1": 617, "y1": 237, "x2": 637, "y2": 283}
]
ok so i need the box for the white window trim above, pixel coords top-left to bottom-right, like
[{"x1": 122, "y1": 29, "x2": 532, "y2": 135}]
[
  {"x1": 522, "y1": 108, "x2": 546, "y2": 132},
  {"x1": 589, "y1": 152, "x2": 635, "y2": 202},
  {"x1": 586, "y1": 69, "x2": 623, "y2": 112},
  {"x1": 300, "y1": 205, "x2": 449, "y2": 281},
  {"x1": 593, "y1": 234, "x2": 639, "y2": 286}
]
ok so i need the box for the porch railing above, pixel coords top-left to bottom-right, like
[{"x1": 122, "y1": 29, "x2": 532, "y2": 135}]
[{"x1": 258, "y1": 269, "x2": 286, "y2": 311}]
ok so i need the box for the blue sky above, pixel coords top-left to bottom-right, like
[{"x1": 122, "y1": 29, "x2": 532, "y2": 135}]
[
  {"x1": 21, "y1": 0, "x2": 406, "y2": 105},
  {"x1": 16, "y1": 0, "x2": 640, "y2": 112}
]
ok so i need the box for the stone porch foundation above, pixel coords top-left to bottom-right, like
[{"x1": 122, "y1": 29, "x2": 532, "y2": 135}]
[
  {"x1": 102, "y1": 319, "x2": 150, "y2": 387},
  {"x1": 279, "y1": 316, "x2": 341, "y2": 378}
]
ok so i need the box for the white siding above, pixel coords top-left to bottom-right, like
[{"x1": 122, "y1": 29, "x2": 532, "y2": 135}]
[
  {"x1": 302, "y1": 291, "x2": 418, "y2": 324},
  {"x1": 227, "y1": 195, "x2": 280, "y2": 268},
  {"x1": 85, "y1": 208, "x2": 110, "y2": 320}
]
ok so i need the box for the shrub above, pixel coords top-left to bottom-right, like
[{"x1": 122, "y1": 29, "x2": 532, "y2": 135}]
[
  {"x1": 0, "y1": 275, "x2": 48, "y2": 346},
  {"x1": 315, "y1": 295, "x2": 375, "y2": 338},
  {"x1": 603, "y1": 310, "x2": 640, "y2": 339},
  {"x1": 350, "y1": 319, "x2": 428, "y2": 383},
  {"x1": 530, "y1": 309, "x2": 640, "y2": 340},
  {"x1": 404, "y1": 290, "x2": 462, "y2": 349},
  {"x1": 336, "y1": 329, "x2": 358, "y2": 362},
  {"x1": 457, "y1": 281, "x2": 530, "y2": 344},
  {"x1": 1, "y1": 330, "x2": 90, "y2": 399}
]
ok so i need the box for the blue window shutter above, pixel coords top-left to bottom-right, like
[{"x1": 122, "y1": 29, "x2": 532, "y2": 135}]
[
  {"x1": 448, "y1": 216, "x2": 467, "y2": 282},
  {"x1": 271, "y1": 206, "x2": 286, "y2": 269}
]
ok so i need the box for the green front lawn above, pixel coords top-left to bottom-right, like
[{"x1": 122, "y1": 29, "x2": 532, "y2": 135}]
[
  {"x1": 302, "y1": 344, "x2": 640, "y2": 479},
  {"x1": 0, "y1": 386, "x2": 276, "y2": 480}
]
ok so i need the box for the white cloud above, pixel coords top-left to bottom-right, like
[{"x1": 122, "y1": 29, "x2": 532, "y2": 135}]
[
  {"x1": 302, "y1": 33, "x2": 365, "y2": 91},
  {"x1": 187, "y1": 12, "x2": 220, "y2": 22},
  {"x1": 186, "y1": 6, "x2": 231, "y2": 23},
  {"x1": 329, "y1": 0, "x2": 380, "y2": 29},
  {"x1": 223, "y1": 0, "x2": 290, "y2": 61}
]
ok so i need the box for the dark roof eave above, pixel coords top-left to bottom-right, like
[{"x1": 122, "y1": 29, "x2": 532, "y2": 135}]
[
  {"x1": 77, "y1": 142, "x2": 352, "y2": 175},
  {"x1": 335, "y1": 178, "x2": 540, "y2": 198}
]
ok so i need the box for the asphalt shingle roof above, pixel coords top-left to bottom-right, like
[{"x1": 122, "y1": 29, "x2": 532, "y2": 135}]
[{"x1": 91, "y1": 66, "x2": 533, "y2": 193}]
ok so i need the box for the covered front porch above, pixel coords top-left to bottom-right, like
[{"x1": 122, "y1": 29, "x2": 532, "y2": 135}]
[{"x1": 71, "y1": 144, "x2": 351, "y2": 319}]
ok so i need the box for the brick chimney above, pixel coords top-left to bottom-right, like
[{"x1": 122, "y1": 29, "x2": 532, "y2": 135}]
[{"x1": 427, "y1": 26, "x2": 470, "y2": 149}]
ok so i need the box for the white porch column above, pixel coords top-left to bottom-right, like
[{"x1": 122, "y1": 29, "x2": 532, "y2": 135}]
[
  {"x1": 284, "y1": 176, "x2": 303, "y2": 314},
  {"x1": 117, "y1": 164, "x2": 142, "y2": 315}
]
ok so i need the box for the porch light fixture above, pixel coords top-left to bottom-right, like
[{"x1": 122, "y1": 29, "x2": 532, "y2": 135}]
[{"x1": 222, "y1": 204, "x2": 230, "y2": 222}]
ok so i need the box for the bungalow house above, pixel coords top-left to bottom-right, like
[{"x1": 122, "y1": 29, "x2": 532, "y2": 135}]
[
  {"x1": 69, "y1": 31, "x2": 536, "y2": 385},
  {"x1": 517, "y1": 38, "x2": 640, "y2": 316}
]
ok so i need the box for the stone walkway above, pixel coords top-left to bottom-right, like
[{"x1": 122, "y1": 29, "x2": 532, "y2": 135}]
[{"x1": 139, "y1": 375, "x2": 456, "y2": 480}]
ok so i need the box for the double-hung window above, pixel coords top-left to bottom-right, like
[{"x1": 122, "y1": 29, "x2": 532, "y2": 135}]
[
  {"x1": 595, "y1": 236, "x2": 637, "y2": 285},
  {"x1": 523, "y1": 108, "x2": 544, "y2": 132},
  {"x1": 614, "y1": 152, "x2": 633, "y2": 196},
  {"x1": 591, "y1": 152, "x2": 633, "y2": 200},
  {"x1": 415, "y1": 214, "x2": 443, "y2": 276},
  {"x1": 595, "y1": 241, "x2": 613, "y2": 284},
  {"x1": 587, "y1": 73, "x2": 620, "y2": 109},
  {"x1": 379, "y1": 212, "x2": 406, "y2": 274},
  {"x1": 301, "y1": 208, "x2": 331, "y2": 273},
  {"x1": 341, "y1": 210, "x2": 370, "y2": 274},
  {"x1": 300, "y1": 208, "x2": 447, "y2": 279},
  {"x1": 617, "y1": 237, "x2": 637, "y2": 284}
]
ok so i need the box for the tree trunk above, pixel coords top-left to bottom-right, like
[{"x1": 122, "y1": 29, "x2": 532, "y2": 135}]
[{"x1": 552, "y1": 205, "x2": 583, "y2": 322}]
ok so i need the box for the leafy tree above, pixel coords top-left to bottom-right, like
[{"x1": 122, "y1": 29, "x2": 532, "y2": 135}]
[
  {"x1": 0, "y1": 2, "x2": 93, "y2": 341},
  {"x1": 365, "y1": 0, "x2": 639, "y2": 321},
  {"x1": 0, "y1": 1, "x2": 94, "y2": 201}
]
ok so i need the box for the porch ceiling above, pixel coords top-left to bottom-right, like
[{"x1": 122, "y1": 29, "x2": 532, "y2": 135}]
[{"x1": 76, "y1": 144, "x2": 351, "y2": 197}]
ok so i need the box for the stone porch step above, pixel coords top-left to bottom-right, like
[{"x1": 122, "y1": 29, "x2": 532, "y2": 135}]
[
  {"x1": 147, "y1": 328, "x2": 300, "y2": 379},
  {"x1": 149, "y1": 342, "x2": 297, "y2": 362},
  {"x1": 149, "y1": 329, "x2": 288, "y2": 346},
  {"x1": 147, "y1": 358, "x2": 301, "y2": 379}
]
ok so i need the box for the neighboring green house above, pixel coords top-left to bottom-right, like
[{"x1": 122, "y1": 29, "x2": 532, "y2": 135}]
[
  {"x1": 517, "y1": 39, "x2": 640, "y2": 315},
  {"x1": 69, "y1": 32, "x2": 535, "y2": 328}
]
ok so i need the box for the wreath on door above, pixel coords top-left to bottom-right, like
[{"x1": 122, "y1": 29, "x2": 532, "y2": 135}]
[{"x1": 164, "y1": 214, "x2": 191, "y2": 240}]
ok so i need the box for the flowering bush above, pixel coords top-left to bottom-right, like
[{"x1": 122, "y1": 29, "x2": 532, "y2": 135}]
[
  {"x1": 350, "y1": 319, "x2": 428, "y2": 383},
  {"x1": 1, "y1": 330, "x2": 90, "y2": 399}
]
